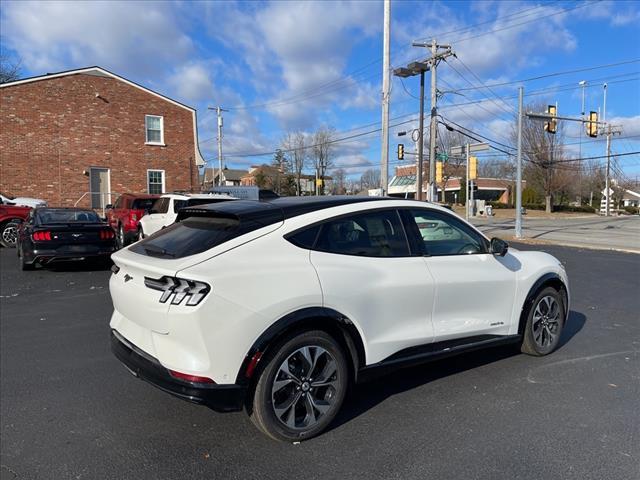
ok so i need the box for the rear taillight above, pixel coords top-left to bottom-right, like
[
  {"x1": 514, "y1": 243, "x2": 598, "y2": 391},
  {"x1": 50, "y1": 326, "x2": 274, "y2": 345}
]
[
  {"x1": 32, "y1": 231, "x2": 52, "y2": 241},
  {"x1": 128, "y1": 212, "x2": 138, "y2": 228},
  {"x1": 144, "y1": 276, "x2": 210, "y2": 306},
  {"x1": 100, "y1": 229, "x2": 115, "y2": 240},
  {"x1": 168, "y1": 370, "x2": 215, "y2": 384}
]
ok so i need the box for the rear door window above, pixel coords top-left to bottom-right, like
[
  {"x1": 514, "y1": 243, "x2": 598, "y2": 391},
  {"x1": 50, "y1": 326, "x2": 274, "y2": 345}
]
[
  {"x1": 313, "y1": 209, "x2": 410, "y2": 257},
  {"x1": 151, "y1": 198, "x2": 169, "y2": 214}
]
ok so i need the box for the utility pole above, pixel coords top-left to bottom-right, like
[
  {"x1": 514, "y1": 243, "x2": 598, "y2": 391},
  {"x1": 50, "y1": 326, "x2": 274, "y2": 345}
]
[
  {"x1": 411, "y1": 39, "x2": 454, "y2": 202},
  {"x1": 465, "y1": 143, "x2": 470, "y2": 221},
  {"x1": 603, "y1": 123, "x2": 622, "y2": 216},
  {"x1": 428, "y1": 39, "x2": 438, "y2": 203},
  {"x1": 515, "y1": 86, "x2": 523, "y2": 239},
  {"x1": 395, "y1": 40, "x2": 453, "y2": 202},
  {"x1": 380, "y1": 0, "x2": 391, "y2": 196},
  {"x1": 208, "y1": 106, "x2": 228, "y2": 186},
  {"x1": 417, "y1": 71, "x2": 425, "y2": 200}
]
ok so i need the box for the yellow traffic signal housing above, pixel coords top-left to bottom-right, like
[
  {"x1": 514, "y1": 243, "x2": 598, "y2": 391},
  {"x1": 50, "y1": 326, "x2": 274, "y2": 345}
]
[
  {"x1": 544, "y1": 104, "x2": 557, "y2": 134},
  {"x1": 587, "y1": 111, "x2": 598, "y2": 137},
  {"x1": 436, "y1": 161, "x2": 443, "y2": 183},
  {"x1": 469, "y1": 156, "x2": 478, "y2": 180},
  {"x1": 397, "y1": 143, "x2": 404, "y2": 160}
]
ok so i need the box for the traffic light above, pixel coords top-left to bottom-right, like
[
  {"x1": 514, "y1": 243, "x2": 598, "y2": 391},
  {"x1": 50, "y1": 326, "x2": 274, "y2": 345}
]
[
  {"x1": 469, "y1": 156, "x2": 478, "y2": 180},
  {"x1": 587, "y1": 111, "x2": 598, "y2": 138},
  {"x1": 436, "y1": 161, "x2": 443, "y2": 183},
  {"x1": 544, "y1": 104, "x2": 557, "y2": 134},
  {"x1": 397, "y1": 144, "x2": 404, "y2": 160}
]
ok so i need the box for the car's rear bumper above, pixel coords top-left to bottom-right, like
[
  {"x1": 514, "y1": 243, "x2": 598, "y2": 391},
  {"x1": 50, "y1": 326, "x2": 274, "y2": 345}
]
[
  {"x1": 31, "y1": 245, "x2": 115, "y2": 263},
  {"x1": 110, "y1": 329, "x2": 246, "y2": 412}
]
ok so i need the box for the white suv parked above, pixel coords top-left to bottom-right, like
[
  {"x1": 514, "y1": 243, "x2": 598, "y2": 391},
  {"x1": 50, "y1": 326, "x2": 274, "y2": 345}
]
[
  {"x1": 137, "y1": 193, "x2": 234, "y2": 239},
  {"x1": 109, "y1": 197, "x2": 569, "y2": 441}
]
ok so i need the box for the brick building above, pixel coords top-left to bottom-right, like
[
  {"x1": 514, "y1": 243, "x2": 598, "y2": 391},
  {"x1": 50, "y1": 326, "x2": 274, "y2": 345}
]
[{"x1": 0, "y1": 66, "x2": 204, "y2": 208}]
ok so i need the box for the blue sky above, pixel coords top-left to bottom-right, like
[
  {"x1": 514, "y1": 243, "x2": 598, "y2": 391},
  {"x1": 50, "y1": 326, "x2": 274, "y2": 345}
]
[{"x1": 2, "y1": 0, "x2": 639, "y2": 180}]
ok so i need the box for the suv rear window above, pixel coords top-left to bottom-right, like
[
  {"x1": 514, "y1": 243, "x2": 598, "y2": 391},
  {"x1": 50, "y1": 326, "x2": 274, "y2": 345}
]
[
  {"x1": 131, "y1": 198, "x2": 156, "y2": 211},
  {"x1": 131, "y1": 216, "x2": 241, "y2": 258}
]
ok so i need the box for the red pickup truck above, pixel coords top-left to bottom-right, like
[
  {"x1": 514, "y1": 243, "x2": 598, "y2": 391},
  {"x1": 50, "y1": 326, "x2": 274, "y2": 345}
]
[
  {"x1": 106, "y1": 193, "x2": 159, "y2": 248},
  {"x1": 0, "y1": 201, "x2": 31, "y2": 247}
]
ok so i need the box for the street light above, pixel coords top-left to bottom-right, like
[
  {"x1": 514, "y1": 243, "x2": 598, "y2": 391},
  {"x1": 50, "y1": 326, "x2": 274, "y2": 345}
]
[{"x1": 393, "y1": 61, "x2": 430, "y2": 201}]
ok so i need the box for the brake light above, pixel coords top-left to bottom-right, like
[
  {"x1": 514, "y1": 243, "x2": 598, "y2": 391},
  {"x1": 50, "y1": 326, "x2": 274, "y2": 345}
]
[
  {"x1": 144, "y1": 276, "x2": 210, "y2": 306},
  {"x1": 168, "y1": 370, "x2": 215, "y2": 384},
  {"x1": 32, "y1": 231, "x2": 52, "y2": 241},
  {"x1": 100, "y1": 229, "x2": 115, "y2": 240}
]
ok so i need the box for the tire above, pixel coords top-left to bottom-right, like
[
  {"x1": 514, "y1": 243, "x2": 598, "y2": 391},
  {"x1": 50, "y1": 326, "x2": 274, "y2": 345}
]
[
  {"x1": 116, "y1": 225, "x2": 125, "y2": 249},
  {"x1": 18, "y1": 246, "x2": 35, "y2": 271},
  {"x1": 0, "y1": 221, "x2": 20, "y2": 248},
  {"x1": 249, "y1": 330, "x2": 348, "y2": 442},
  {"x1": 521, "y1": 286, "x2": 565, "y2": 356}
]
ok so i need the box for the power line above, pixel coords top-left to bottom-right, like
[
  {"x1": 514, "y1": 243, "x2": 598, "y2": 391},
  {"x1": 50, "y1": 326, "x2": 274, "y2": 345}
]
[
  {"x1": 451, "y1": 56, "x2": 517, "y2": 114},
  {"x1": 449, "y1": 58, "x2": 640, "y2": 93},
  {"x1": 447, "y1": 1, "x2": 598, "y2": 45}
]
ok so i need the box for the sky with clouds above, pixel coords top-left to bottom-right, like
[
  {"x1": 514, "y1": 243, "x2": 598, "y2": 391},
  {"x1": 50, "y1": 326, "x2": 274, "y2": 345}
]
[{"x1": 1, "y1": 0, "x2": 639, "y2": 180}]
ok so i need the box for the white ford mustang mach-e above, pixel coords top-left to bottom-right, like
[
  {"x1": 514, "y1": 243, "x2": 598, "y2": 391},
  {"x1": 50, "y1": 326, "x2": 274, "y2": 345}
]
[{"x1": 109, "y1": 196, "x2": 569, "y2": 441}]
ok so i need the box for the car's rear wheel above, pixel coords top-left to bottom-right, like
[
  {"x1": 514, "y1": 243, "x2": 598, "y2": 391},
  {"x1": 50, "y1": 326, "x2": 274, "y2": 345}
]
[
  {"x1": 521, "y1": 287, "x2": 565, "y2": 356},
  {"x1": 18, "y1": 246, "x2": 35, "y2": 270},
  {"x1": 0, "y1": 221, "x2": 20, "y2": 248},
  {"x1": 249, "y1": 330, "x2": 348, "y2": 442},
  {"x1": 116, "y1": 225, "x2": 125, "y2": 249}
]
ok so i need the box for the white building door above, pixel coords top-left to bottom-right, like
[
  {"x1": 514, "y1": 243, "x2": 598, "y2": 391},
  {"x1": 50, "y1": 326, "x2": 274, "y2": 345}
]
[{"x1": 89, "y1": 167, "x2": 110, "y2": 209}]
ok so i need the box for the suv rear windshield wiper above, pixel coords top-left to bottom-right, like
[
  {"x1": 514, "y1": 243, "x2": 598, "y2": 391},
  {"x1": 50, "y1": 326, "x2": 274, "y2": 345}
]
[{"x1": 143, "y1": 245, "x2": 176, "y2": 258}]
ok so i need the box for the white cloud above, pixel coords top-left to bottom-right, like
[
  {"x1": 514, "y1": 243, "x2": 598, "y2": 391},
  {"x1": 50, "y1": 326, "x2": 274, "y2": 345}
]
[
  {"x1": 0, "y1": 0, "x2": 193, "y2": 79},
  {"x1": 207, "y1": 1, "x2": 381, "y2": 128},
  {"x1": 609, "y1": 115, "x2": 640, "y2": 137},
  {"x1": 168, "y1": 62, "x2": 215, "y2": 103}
]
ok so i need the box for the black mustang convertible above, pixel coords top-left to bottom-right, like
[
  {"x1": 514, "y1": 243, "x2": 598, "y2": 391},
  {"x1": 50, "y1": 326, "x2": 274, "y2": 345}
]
[{"x1": 17, "y1": 208, "x2": 116, "y2": 270}]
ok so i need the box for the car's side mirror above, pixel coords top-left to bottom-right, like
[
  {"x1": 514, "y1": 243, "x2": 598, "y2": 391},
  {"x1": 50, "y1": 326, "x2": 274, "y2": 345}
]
[{"x1": 490, "y1": 237, "x2": 508, "y2": 256}]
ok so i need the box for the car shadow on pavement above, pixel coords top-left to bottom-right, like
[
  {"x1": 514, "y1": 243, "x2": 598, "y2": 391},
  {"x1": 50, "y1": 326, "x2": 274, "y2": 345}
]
[
  {"x1": 330, "y1": 310, "x2": 586, "y2": 433},
  {"x1": 39, "y1": 258, "x2": 113, "y2": 272}
]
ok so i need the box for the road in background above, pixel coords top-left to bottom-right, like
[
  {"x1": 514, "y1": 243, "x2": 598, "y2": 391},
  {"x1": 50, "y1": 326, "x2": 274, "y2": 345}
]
[
  {"x1": 473, "y1": 215, "x2": 640, "y2": 252},
  {"x1": 1, "y1": 244, "x2": 639, "y2": 480}
]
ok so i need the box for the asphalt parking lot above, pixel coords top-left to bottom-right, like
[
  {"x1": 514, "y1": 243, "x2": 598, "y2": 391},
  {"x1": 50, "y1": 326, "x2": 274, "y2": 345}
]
[{"x1": 1, "y1": 244, "x2": 639, "y2": 480}]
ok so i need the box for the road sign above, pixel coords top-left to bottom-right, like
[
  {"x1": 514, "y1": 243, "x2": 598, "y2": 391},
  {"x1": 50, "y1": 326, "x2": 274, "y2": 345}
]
[{"x1": 451, "y1": 142, "x2": 489, "y2": 155}]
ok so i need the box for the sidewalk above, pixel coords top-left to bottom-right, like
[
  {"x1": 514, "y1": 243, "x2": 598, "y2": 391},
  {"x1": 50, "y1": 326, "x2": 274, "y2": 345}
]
[{"x1": 470, "y1": 215, "x2": 640, "y2": 253}]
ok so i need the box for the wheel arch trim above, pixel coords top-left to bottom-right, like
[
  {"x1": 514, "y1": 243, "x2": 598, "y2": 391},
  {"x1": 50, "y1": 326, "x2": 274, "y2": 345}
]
[
  {"x1": 518, "y1": 272, "x2": 568, "y2": 336},
  {"x1": 235, "y1": 307, "x2": 367, "y2": 385}
]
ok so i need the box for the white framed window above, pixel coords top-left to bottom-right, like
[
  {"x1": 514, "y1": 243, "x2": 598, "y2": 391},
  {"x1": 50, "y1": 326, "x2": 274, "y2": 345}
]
[
  {"x1": 147, "y1": 169, "x2": 165, "y2": 194},
  {"x1": 145, "y1": 115, "x2": 164, "y2": 145}
]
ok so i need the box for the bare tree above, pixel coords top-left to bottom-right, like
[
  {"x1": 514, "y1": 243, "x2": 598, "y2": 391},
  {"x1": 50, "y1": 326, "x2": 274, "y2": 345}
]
[
  {"x1": 331, "y1": 168, "x2": 347, "y2": 195},
  {"x1": 513, "y1": 102, "x2": 571, "y2": 213},
  {"x1": 438, "y1": 128, "x2": 468, "y2": 202},
  {"x1": 0, "y1": 47, "x2": 21, "y2": 84},
  {"x1": 281, "y1": 131, "x2": 308, "y2": 196},
  {"x1": 311, "y1": 126, "x2": 335, "y2": 195},
  {"x1": 360, "y1": 169, "x2": 381, "y2": 190}
]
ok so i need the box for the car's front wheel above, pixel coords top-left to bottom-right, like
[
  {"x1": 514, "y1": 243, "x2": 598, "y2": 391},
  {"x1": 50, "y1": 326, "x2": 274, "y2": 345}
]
[
  {"x1": 521, "y1": 286, "x2": 565, "y2": 356},
  {"x1": 249, "y1": 330, "x2": 348, "y2": 442}
]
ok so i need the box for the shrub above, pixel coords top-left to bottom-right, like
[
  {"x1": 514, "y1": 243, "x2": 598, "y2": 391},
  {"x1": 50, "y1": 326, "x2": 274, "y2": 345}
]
[
  {"x1": 623, "y1": 205, "x2": 639, "y2": 215},
  {"x1": 553, "y1": 205, "x2": 596, "y2": 213},
  {"x1": 522, "y1": 187, "x2": 538, "y2": 204},
  {"x1": 523, "y1": 203, "x2": 545, "y2": 211}
]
